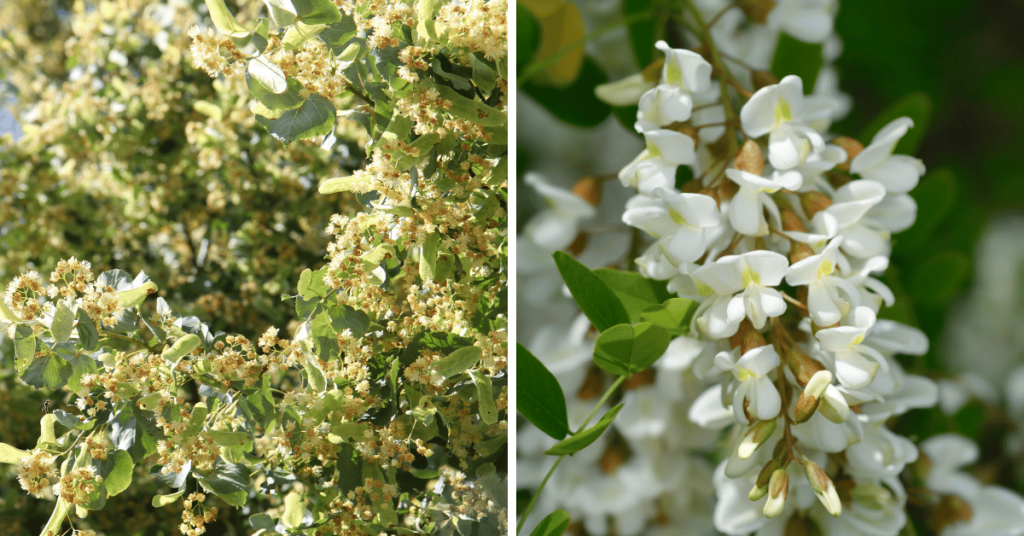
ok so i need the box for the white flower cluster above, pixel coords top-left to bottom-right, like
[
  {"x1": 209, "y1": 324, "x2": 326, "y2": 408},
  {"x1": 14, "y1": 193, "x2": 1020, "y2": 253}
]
[
  {"x1": 607, "y1": 20, "x2": 1024, "y2": 536},
  {"x1": 518, "y1": 2, "x2": 1024, "y2": 536}
]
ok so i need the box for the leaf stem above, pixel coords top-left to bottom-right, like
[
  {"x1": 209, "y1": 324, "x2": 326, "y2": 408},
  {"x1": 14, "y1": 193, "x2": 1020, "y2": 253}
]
[{"x1": 515, "y1": 375, "x2": 626, "y2": 535}]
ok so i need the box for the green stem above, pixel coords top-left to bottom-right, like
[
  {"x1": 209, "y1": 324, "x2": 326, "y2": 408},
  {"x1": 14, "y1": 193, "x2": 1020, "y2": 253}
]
[
  {"x1": 519, "y1": 11, "x2": 653, "y2": 87},
  {"x1": 683, "y1": 1, "x2": 740, "y2": 163},
  {"x1": 515, "y1": 375, "x2": 626, "y2": 535},
  {"x1": 99, "y1": 329, "x2": 149, "y2": 351}
]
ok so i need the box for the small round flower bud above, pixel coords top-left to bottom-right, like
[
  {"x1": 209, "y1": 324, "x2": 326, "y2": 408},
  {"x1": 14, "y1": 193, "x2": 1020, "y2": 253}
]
[
  {"x1": 742, "y1": 329, "x2": 767, "y2": 355},
  {"x1": 572, "y1": 176, "x2": 602, "y2": 207},
  {"x1": 785, "y1": 515, "x2": 823, "y2": 536},
  {"x1": 752, "y1": 70, "x2": 780, "y2": 90},
  {"x1": 780, "y1": 209, "x2": 806, "y2": 232},
  {"x1": 817, "y1": 384, "x2": 851, "y2": 424},
  {"x1": 739, "y1": 0, "x2": 777, "y2": 23},
  {"x1": 738, "y1": 418, "x2": 777, "y2": 459},
  {"x1": 734, "y1": 140, "x2": 765, "y2": 176},
  {"x1": 789, "y1": 241, "x2": 814, "y2": 264},
  {"x1": 831, "y1": 136, "x2": 863, "y2": 171},
  {"x1": 800, "y1": 191, "x2": 833, "y2": 218},
  {"x1": 763, "y1": 469, "x2": 789, "y2": 518}
]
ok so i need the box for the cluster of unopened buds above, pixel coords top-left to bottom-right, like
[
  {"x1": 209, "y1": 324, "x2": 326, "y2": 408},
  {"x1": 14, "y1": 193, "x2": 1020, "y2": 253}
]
[{"x1": 616, "y1": 40, "x2": 956, "y2": 534}]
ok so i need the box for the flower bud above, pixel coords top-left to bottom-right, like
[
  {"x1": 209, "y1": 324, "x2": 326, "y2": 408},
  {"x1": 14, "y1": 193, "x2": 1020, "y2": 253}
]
[
  {"x1": 739, "y1": 0, "x2": 777, "y2": 23},
  {"x1": 670, "y1": 124, "x2": 699, "y2": 150},
  {"x1": 751, "y1": 458, "x2": 782, "y2": 500},
  {"x1": 818, "y1": 384, "x2": 851, "y2": 423},
  {"x1": 742, "y1": 328, "x2": 767, "y2": 356},
  {"x1": 800, "y1": 191, "x2": 833, "y2": 218},
  {"x1": 599, "y1": 443, "x2": 629, "y2": 474},
  {"x1": 763, "y1": 469, "x2": 789, "y2": 518},
  {"x1": 738, "y1": 418, "x2": 777, "y2": 459},
  {"x1": 572, "y1": 176, "x2": 602, "y2": 207},
  {"x1": 850, "y1": 483, "x2": 892, "y2": 511},
  {"x1": 785, "y1": 516, "x2": 823, "y2": 536},
  {"x1": 752, "y1": 70, "x2": 779, "y2": 91},
  {"x1": 716, "y1": 176, "x2": 740, "y2": 200},
  {"x1": 785, "y1": 346, "x2": 826, "y2": 387},
  {"x1": 789, "y1": 241, "x2": 814, "y2": 265},
  {"x1": 780, "y1": 209, "x2": 806, "y2": 232},
  {"x1": 566, "y1": 233, "x2": 587, "y2": 256},
  {"x1": 831, "y1": 136, "x2": 863, "y2": 171},
  {"x1": 733, "y1": 140, "x2": 765, "y2": 176},
  {"x1": 804, "y1": 460, "x2": 842, "y2": 517},
  {"x1": 934, "y1": 494, "x2": 974, "y2": 528},
  {"x1": 829, "y1": 172, "x2": 853, "y2": 189}
]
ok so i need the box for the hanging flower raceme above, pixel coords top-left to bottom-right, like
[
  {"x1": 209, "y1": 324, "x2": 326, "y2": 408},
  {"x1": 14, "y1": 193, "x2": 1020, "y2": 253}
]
[{"x1": 608, "y1": 33, "x2": 976, "y2": 536}]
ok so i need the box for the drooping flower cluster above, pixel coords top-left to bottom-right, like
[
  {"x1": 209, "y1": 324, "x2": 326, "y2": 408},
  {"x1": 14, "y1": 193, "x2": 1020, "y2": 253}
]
[
  {"x1": 612, "y1": 28, "x2": 1017, "y2": 536},
  {"x1": 518, "y1": 2, "x2": 1024, "y2": 535}
]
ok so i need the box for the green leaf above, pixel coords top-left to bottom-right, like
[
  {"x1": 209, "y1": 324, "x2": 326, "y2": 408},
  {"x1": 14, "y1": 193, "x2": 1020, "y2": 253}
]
[
  {"x1": 859, "y1": 91, "x2": 931, "y2": 155},
  {"x1": 593, "y1": 268, "x2": 673, "y2": 322},
  {"x1": 593, "y1": 322, "x2": 672, "y2": 377},
  {"x1": 152, "y1": 489, "x2": 186, "y2": 507},
  {"x1": 770, "y1": 33, "x2": 823, "y2": 94},
  {"x1": 52, "y1": 409, "x2": 94, "y2": 431},
  {"x1": 0, "y1": 298, "x2": 18, "y2": 323},
  {"x1": 208, "y1": 430, "x2": 251, "y2": 447},
  {"x1": 304, "y1": 358, "x2": 328, "y2": 392},
  {"x1": 553, "y1": 252, "x2": 630, "y2": 332},
  {"x1": 184, "y1": 402, "x2": 208, "y2": 437},
  {"x1": 103, "y1": 450, "x2": 134, "y2": 497},
  {"x1": 76, "y1": 310, "x2": 99, "y2": 351},
  {"x1": 117, "y1": 281, "x2": 158, "y2": 309},
  {"x1": 51, "y1": 302, "x2": 74, "y2": 343},
  {"x1": 417, "y1": 0, "x2": 446, "y2": 42},
  {"x1": 472, "y1": 55, "x2": 497, "y2": 94},
  {"x1": 625, "y1": 0, "x2": 655, "y2": 68},
  {"x1": 471, "y1": 371, "x2": 498, "y2": 425},
  {"x1": 263, "y1": 0, "x2": 297, "y2": 26},
  {"x1": 639, "y1": 298, "x2": 698, "y2": 335},
  {"x1": 40, "y1": 499, "x2": 70, "y2": 536},
  {"x1": 283, "y1": 21, "x2": 328, "y2": 50},
  {"x1": 39, "y1": 414, "x2": 58, "y2": 447},
  {"x1": 197, "y1": 460, "x2": 250, "y2": 507},
  {"x1": 434, "y1": 83, "x2": 507, "y2": 127},
  {"x1": 14, "y1": 324, "x2": 34, "y2": 365},
  {"x1": 162, "y1": 334, "x2": 202, "y2": 371},
  {"x1": 248, "y1": 55, "x2": 288, "y2": 94},
  {"x1": 545, "y1": 403, "x2": 624, "y2": 455},
  {"x1": 522, "y1": 58, "x2": 611, "y2": 128},
  {"x1": 420, "y1": 233, "x2": 440, "y2": 281},
  {"x1": 516, "y1": 344, "x2": 569, "y2": 440},
  {"x1": 203, "y1": 0, "x2": 251, "y2": 37},
  {"x1": 23, "y1": 352, "x2": 72, "y2": 390},
  {"x1": 908, "y1": 250, "x2": 970, "y2": 305},
  {"x1": 283, "y1": 490, "x2": 305, "y2": 528},
  {"x1": 435, "y1": 346, "x2": 482, "y2": 378},
  {"x1": 318, "y1": 175, "x2": 371, "y2": 194},
  {"x1": 0, "y1": 442, "x2": 29, "y2": 464},
  {"x1": 247, "y1": 73, "x2": 305, "y2": 111},
  {"x1": 362, "y1": 462, "x2": 398, "y2": 526},
  {"x1": 297, "y1": 267, "x2": 330, "y2": 299},
  {"x1": 296, "y1": 0, "x2": 342, "y2": 24},
  {"x1": 530, "y1": 510, "x2": 571, "y2": 536},
  {"x1": 256, "y1": 95, "x2": 337, "y2": 144}
]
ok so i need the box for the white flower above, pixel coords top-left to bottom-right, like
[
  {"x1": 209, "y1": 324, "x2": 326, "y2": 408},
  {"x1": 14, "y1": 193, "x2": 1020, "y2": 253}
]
[
  {"x1": 850, "y1": 117, "x2": 926, "y2": 194},
  {"x1": 786, "y1": 237, "x2": 859, "y2": 326},
  {"x1": 723, "y1": 167, "x2": 802, "y2": 236},
  {"x1": 714, "y1": 344, "x2": 782, "y2": 422},
  {"x1": 692, "y1": 250, "x2": 789, "y2": 337},
  {"x1": 619, "y1": 130, "x2": 696, "y2": 194},
  {"x1": 740, "y1": 75, "x2": 826, "y2": 170},
  {"x1": 816, "y1": 306, "x2": 889, "y2": 389},
  {"x1": 767, "y1": 0, "x2": 836, "y2": 44},
  {"x1": 523, "y1": 173, "x2": 596, "y2": 251},
  {"x1": 622, "y1": 189, "x2": 721, "y2": 264}
]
